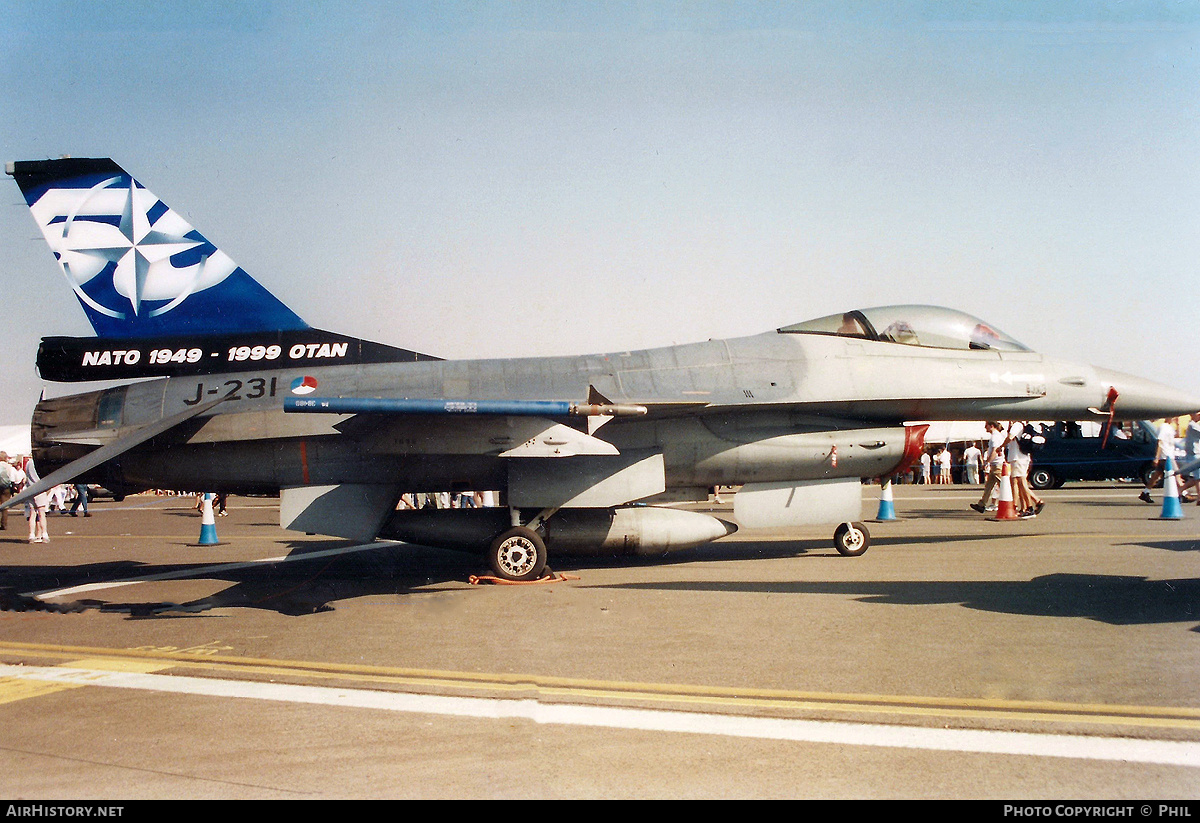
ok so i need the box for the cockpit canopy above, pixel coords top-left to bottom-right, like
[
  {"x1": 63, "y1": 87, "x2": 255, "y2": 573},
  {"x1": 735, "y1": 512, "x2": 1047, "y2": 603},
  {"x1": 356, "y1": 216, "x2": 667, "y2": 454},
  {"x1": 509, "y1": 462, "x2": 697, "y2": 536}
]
[{"x1": 778, "y1": 305, "x2": 1030, "y2": 352}]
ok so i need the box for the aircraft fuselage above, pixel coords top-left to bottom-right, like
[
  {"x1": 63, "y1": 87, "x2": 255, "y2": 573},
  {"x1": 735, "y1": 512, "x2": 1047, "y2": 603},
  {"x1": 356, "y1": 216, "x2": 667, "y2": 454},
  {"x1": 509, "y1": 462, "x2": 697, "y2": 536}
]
[{"x1": 32, "y1": 328, "x2": 1179, "y2": 498}]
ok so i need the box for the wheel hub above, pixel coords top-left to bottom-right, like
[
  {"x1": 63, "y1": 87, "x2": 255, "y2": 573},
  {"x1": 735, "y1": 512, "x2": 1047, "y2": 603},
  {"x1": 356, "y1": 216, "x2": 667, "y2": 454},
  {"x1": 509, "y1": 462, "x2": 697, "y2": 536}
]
[{"x1": 496, "y1": 536, "x2": 538, "y2": 577}]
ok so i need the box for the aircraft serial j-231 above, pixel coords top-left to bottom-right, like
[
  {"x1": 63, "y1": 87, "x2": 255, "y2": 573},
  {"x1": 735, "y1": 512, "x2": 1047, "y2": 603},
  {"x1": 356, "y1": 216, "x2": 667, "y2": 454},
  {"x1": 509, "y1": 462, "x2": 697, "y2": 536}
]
[{"x1": 5, "y1": 158, "x2": 1199, "y2": 580}]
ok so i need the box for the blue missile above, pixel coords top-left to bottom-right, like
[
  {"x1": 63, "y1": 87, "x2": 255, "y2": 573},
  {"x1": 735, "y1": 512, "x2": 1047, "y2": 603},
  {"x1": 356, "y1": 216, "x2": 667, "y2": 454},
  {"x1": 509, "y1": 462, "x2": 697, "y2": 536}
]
[{"x1": 284, "y1": 397, "x2": 648, "y2": 417}]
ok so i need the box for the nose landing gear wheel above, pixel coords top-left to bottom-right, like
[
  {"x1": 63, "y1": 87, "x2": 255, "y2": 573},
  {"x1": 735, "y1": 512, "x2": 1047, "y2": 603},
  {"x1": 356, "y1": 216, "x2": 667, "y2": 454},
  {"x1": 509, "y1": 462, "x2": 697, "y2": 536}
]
[
  {"x1": 833, "y1": 521, "x2": 870, "y2": 556},
  {"x1": 487, "y1": 527, "x2": 548, "y2": 582}
]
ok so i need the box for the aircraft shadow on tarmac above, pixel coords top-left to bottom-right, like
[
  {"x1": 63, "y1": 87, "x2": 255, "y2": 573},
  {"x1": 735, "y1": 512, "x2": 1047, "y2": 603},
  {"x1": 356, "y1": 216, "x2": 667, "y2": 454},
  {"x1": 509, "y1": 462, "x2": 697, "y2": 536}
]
[
  {"x1": 561, "y1": 532, "x2": 1200, "y2": 629},
  {"x1": 0, "y1": 532, "x2": 983, "y2": 618},
  {"x1": 1, "y1": 532, "x2": 1197, "y2": 627},
  {"x1": 547, "y1": 531, "x2": 1028, "y2": 571},
  {"x1": 0, "y1": 527, "x2": 928, "y2": 618},
  {"x1": 591, "y1": 572, "x2": 1200, "y2": 631},
  {"x1": 1124, "y1": 538, "x2": 1200, "y2": 554},
  {"x1": 0, "y1": 540, "x2": 480, "y2": 618}
]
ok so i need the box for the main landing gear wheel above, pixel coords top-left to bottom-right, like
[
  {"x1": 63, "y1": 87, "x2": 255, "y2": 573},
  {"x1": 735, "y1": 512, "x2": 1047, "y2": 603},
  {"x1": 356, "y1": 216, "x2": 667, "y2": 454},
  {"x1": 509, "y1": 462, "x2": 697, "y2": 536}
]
[
  {"x1": 833, "y1": 521, "x2": 870, "y2": 557},
  {"x1": 487, "y1": 527, "x2": 548, "y2": 582}
]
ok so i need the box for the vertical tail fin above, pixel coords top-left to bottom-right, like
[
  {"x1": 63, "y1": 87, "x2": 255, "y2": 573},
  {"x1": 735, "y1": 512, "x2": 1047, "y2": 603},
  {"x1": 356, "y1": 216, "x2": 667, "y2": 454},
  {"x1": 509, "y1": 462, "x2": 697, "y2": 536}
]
[{"x1": 7, "y1": 157, "x2": 308, "y2": 338}]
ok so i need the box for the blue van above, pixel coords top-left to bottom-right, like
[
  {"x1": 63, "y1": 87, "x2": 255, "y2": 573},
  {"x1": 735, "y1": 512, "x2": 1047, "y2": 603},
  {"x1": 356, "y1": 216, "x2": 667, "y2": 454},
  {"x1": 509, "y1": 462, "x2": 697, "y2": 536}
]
[{"x1": 1027, "y1": 421, "x2": 1160, "y2": 490}]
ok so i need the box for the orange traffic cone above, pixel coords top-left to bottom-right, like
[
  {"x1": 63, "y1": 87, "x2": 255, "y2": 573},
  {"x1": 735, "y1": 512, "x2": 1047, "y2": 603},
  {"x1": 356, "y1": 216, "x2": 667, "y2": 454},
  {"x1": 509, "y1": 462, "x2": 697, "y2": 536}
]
[{"x1": 991, "y1": 463, "x2": 1018, "y2": 521}]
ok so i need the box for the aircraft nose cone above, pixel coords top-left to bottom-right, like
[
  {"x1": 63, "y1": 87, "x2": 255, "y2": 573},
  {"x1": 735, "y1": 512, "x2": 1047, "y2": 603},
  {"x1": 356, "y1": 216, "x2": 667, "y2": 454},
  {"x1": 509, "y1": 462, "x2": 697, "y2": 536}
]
[{"x1": 1092, "y1": 368, "x2": 1200, "y2": 420}]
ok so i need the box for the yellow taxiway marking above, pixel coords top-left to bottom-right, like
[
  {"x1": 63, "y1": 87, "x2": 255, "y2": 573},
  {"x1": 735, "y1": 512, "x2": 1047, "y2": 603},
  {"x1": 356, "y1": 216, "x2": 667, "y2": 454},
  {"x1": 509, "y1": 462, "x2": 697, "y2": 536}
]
[
  {"x1": 0, "y1": 640, "x2": 1197, "y2": 733},
  {"x1": 0, "y1": 652, "x2": 172, "y2": 706},
  {"x1": 0, "y1": 675, "x2": 82, "y2": 706}
]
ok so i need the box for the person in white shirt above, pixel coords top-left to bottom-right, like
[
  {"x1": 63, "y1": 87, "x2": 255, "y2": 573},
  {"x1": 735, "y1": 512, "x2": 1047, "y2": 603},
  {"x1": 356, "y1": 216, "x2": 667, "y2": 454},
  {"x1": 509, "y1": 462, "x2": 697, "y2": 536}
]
[
  {"x1": 962, "y1": 441, "x2": 982, "y2": 485},
  {"x1": 970, "y1": 422, "x2": 1007, "y2": 513},
  {"x1": 0, "y1": 453, "x2": 21, "y2": 531},
  {"x1": 22, "y1": 458, "x2": 49, "y2": 543},
  {"x1": 936, "y1": 447, "x2": 952, "y2": 484},
  {"x1": 1005, "y1": 422, "x2": 1044, "y2": 517},
  {"x1": 1140, "y1": 417, "x2": 1179, "y2": 504},
  {"x1": 1172, "y1": 412, "x2": 1200, "y2": 504}
]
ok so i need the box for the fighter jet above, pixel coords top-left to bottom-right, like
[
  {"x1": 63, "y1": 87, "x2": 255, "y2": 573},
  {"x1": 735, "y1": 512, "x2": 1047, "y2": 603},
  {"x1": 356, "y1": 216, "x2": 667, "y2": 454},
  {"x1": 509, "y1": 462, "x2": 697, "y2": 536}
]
[{"x1": 5, "y1": 158, "x2": 1198, "y2": 580}]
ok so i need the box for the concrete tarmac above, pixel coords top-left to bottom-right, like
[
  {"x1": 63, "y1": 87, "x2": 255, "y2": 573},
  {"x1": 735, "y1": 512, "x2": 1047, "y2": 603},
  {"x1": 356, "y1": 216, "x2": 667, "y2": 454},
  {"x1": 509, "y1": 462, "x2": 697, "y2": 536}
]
[{"x1": 1, "y1": 483, "x2": 1199, "y2": 799}]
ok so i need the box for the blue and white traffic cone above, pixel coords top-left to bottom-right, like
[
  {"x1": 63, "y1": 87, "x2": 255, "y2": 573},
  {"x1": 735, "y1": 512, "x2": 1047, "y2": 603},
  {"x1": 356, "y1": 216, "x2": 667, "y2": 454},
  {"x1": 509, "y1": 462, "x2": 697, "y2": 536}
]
[
  {"x1": 198, "y1": 493, "x2": 220, "y2": 544},
  {"x1": 875, "y1": 478, "x2": 896, "y2": 521},
  {"x1": 1159, "y1": 456, "x2": 1183, "y2": 520}
]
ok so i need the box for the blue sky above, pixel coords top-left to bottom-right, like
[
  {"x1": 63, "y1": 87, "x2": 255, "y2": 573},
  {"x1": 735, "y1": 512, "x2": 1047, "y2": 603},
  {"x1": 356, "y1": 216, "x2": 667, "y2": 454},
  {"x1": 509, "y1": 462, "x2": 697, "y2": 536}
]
[{"x1": 2, "y1": 1, "x2": 1198, "y2": 425}]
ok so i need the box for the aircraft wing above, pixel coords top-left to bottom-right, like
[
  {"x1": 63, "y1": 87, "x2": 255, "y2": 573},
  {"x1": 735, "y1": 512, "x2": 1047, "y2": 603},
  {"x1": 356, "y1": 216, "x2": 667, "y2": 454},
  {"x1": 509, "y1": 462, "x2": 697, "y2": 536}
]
[{"x1": 0, "y1": 394, "x2": 228, "y2": 510}]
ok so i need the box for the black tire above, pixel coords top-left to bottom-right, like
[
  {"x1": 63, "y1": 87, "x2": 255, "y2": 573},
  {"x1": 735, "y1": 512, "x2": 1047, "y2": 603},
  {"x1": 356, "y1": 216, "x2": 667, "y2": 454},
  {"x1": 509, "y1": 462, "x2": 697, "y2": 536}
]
[
  {"x1": 833, "y1": 521, "x2": 870, "y2": 557},
  {"x1": 1029, "y1": 467, "x2": 1057, "y2": 491},
  {"x1": 487, "y1": 527, "x2": 548, "y2": 582}
]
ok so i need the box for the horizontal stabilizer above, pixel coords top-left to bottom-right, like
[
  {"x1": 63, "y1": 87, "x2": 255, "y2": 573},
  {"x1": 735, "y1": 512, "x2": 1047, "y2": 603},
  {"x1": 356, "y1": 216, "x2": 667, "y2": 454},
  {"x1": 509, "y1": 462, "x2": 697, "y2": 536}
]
[{"x1": 0, "y1": 394, "x2": 228, "y2": 510}]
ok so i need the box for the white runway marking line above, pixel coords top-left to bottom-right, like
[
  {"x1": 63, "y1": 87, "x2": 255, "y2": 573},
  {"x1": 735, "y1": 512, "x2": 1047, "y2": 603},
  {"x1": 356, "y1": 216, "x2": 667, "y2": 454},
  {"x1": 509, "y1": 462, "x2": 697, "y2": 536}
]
[
  {"x1": 3, "y1": 663, "x2": 1199, "y2": 768},
  {"x1": 30, "y1": 541, "x2": 392, "y2": 599}
]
